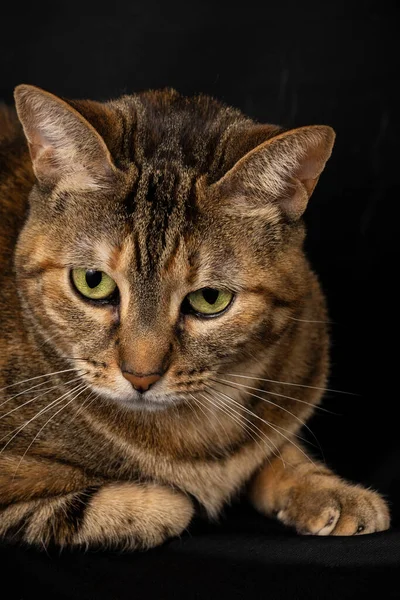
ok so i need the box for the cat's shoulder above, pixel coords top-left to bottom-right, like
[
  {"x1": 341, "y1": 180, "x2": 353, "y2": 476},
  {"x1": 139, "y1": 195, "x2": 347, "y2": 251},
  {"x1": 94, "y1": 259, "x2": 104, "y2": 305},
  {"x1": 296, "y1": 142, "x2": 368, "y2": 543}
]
[
  {"x1": 0, "y1": 103, "x2": 21, "y2": 144},
  {"x1": 0, "y1": 102, "x2": 33, "y2": 189},
  {"x1": 0, "y1": 103, "x2": 33, "y2": 249}
]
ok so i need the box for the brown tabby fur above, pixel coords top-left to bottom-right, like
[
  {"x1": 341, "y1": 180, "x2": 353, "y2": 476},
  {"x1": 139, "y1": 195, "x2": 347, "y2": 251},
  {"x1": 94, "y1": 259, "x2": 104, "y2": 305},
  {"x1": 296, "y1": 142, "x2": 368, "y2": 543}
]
[{"x1": 0, "y1": 86, "x2": 389, "y2": 549}]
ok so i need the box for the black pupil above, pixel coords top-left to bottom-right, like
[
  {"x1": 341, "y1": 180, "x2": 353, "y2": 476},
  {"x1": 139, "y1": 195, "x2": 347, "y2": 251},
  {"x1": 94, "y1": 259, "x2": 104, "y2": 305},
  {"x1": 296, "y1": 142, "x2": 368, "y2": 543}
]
[
  {"x1": 85, "y1": 270, "x2": 103, "y2": 289},
  {"x1": 202, "y1": 288, "x2": 219, "y2": 305}
]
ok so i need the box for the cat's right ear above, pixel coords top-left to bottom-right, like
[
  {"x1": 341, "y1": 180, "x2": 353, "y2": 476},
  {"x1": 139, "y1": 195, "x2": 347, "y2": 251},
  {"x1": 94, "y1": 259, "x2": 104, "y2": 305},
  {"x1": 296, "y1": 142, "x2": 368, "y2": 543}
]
[
  {"x1": 14, "y1": 84, "x2": 116, "y2": 188},
  {"x1": 209, "y1": 125, "x2": 335, "y2": 221}
]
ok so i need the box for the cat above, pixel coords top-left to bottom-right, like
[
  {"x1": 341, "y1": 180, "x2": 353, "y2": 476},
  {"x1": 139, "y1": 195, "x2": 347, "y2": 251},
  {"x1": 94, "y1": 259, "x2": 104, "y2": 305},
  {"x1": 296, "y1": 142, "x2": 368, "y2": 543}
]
[{"x1": 0, "y1": 85, "x2": 389, "y2": 550}]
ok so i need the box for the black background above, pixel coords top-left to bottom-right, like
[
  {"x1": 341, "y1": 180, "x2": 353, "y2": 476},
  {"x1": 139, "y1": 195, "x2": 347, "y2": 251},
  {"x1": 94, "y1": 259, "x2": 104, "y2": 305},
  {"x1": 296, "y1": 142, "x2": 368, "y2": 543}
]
[{"x1": 1, "y1": 2, "x2": 399, "y2": 598}]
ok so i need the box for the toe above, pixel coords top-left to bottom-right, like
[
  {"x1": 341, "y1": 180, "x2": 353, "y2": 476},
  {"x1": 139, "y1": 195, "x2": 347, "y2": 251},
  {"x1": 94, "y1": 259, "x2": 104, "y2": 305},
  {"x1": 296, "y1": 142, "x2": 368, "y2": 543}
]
[{"x1": 315, "y1": 509, "x2": 340, "y2": 536}]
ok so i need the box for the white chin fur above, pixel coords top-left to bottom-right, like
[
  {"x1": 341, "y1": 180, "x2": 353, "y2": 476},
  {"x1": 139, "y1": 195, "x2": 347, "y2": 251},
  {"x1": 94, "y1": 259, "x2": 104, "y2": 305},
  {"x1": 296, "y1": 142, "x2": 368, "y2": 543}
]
[{"x1": 91, "y1": 384, "x2": 182, "y2": 412}]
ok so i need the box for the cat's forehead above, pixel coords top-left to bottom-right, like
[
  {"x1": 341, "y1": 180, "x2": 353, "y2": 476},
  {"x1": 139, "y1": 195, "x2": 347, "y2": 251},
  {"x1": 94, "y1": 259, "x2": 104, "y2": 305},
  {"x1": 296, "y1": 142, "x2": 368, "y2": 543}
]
[
  {"x1": 119, "y1": 164, "x2": 200, "y2": 275},
  {"x1": 101, "y1": 90, "x2": 252, "y2": 177},
  {"x1": 92, "y1": 214, "x2": 234, "y2": 286},
  {"x1": 41, "y1": 157, "x2": 236, "y2": 283}
]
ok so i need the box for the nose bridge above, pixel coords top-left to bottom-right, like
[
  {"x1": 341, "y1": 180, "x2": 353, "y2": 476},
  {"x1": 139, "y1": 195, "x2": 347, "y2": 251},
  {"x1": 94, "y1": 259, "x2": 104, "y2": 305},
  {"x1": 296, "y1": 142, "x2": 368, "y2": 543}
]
[
  {"x1": 120, "y1": 277, "x2": 173, "y2": 375},
  {"x1": 123, "y1": 335, "x2": 171, "y2": 374},
  {"x1": 120, "y1": 296, "x2": 173, "y2": 375}
]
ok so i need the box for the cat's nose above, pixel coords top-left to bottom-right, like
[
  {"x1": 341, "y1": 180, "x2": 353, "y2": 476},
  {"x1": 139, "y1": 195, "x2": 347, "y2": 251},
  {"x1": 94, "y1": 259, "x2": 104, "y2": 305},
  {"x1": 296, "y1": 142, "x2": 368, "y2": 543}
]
[{"x1": 122, "y1": 370, "x2": 162, "y2": 393}]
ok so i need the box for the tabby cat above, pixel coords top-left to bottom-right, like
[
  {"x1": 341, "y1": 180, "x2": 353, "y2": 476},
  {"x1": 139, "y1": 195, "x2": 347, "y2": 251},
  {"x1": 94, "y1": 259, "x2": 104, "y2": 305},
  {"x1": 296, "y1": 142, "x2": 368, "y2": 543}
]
[{"x1": 0, "y1": 85, "x2": 389, "y2": 549}]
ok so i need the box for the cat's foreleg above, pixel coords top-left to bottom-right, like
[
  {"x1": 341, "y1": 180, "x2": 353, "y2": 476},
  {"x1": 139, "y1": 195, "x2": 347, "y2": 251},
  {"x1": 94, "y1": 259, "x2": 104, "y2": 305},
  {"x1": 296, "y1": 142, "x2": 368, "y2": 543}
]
[
  {"x1": 248, "y1": 443, "x2": 390, "y2": 535},
  {"x1": 0, "y1": 457, "x2": 193, "y2": 549}
]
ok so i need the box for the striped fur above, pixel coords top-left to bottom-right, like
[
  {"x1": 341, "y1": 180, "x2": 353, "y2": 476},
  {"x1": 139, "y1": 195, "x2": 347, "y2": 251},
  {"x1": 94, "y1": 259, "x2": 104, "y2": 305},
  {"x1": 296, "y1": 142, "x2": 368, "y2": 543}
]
[{"x1": 0, "y1": 86, "x2": 389, "y2": 550}]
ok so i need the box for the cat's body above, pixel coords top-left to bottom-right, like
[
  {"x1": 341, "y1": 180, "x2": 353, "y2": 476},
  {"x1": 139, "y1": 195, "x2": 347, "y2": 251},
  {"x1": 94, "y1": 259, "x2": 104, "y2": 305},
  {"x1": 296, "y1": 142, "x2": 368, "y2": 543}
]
[{"x1": 0, "y1": 88, "x2": 389, "y2": 549}]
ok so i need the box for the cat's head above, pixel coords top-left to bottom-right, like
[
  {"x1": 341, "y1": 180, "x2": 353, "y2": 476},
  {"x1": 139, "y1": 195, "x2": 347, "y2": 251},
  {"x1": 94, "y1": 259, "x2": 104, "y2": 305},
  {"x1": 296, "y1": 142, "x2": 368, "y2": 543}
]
[{"x1": 13, "y1": 85, "x2": 334, "y2": 411}]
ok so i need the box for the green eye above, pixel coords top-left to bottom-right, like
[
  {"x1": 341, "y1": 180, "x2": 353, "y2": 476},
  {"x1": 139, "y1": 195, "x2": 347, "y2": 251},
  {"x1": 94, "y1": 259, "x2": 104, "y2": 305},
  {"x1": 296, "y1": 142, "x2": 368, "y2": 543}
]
[
  {"x1": 185, "y1": 288, "x2": 234, "y2": 316},
  {"x1": 71, "y1": 268, "x2": 117, "y2": 301}
]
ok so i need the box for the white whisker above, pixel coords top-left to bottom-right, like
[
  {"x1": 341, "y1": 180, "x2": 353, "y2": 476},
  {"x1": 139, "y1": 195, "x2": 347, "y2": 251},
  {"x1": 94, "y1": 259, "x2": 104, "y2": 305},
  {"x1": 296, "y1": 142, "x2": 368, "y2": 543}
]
[
  {"x1": 288, "y1": 316, "x2": 333, "y2": 324},
  {"x1": 0, "y1": 379, "x2": 59, "y2": 410},
  {"x1": 207, "y1": 386, "x2": 290, "y2": 458},
  {"x1": 184, "y1": 395, "x2": 203, "y2": 426},
  {"x1": 198, "y1": 391, "x2": 273, "y2": 459},
  {"x1": 196, "y1": 392, "x2": 232, "y2": 440},
  {"x1": 224, "y1": 372, "x2": 355, "y2": 397},
  {"x1": 206, "y1": 384, "x2": 317, "y2": 449},
  {"x1": 0, "y1": 376, "x2": 85, "y2": 421},
  {"x1": 214, "y1": 377, "x2": 334, "y2": 415},
  {"x1": 13, "y1": 385, "x2": 90, "y2": 479},
  {"x1": 71, "y1": 390, "x2": 96, "y2": 420},
  {"x1": 210, "y1": 379, "x2": 318, "y2": 468},
  {"x1": 0, "y1": 368, "x2": 81, "y2": 394},
  {"x1": 189, "y1": 393, "x2": 227, "y2": 441},
  {"x1": 0, "y1": 383, "x2": 86, "y2": 451},
  {"x1": 215, "y1": 376, "x2": 325, "y2": 454}
]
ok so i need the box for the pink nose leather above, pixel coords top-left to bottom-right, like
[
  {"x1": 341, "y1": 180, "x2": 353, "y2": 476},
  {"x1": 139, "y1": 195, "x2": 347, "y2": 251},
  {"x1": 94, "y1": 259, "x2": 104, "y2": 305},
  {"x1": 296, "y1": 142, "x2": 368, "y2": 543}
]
[{"x1": 122, "y1": 372, "x2": 161, "y2": 392}]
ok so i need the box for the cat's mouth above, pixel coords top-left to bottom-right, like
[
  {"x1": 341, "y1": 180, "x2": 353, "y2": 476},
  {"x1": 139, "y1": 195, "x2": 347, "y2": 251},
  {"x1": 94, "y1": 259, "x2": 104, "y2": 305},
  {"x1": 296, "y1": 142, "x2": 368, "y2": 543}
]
[
  {"x1": 76, "y1": 362, "x2": 209, "y2": 413},
  {"x1": 90, "y1": 383, "x2": 184, "y2": 412}
]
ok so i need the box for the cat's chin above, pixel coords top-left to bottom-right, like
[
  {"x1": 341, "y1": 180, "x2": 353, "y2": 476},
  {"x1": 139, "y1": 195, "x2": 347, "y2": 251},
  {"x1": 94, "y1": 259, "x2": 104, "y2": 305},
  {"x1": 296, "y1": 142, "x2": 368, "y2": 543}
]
[
  {"x1": 93, "y1": 387, "x2": 182, "y2": 413},
  {"x1": 119, "y1": 395, "x2": 180, "y2": 413}
]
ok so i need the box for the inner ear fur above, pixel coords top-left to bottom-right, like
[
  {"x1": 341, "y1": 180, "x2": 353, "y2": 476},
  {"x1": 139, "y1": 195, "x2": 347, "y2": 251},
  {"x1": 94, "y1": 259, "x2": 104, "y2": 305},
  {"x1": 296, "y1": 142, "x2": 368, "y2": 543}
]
[
  {"x1": 14, "y1": 84, "x2": 116, "y2": 188},
  {"x1": 211, "y1": 125, "x2": 335, "y2": 220}
]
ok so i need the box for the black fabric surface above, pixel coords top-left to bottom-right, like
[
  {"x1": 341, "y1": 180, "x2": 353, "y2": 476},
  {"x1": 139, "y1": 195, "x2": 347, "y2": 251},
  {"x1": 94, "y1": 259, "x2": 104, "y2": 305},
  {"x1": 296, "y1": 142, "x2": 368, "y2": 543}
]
[
  {"x1": 1, "y1": 1, "x2": 399, "y2": 598},
  {"x1": 2, "y1": 505, "x2": 400, "y2": 599}
]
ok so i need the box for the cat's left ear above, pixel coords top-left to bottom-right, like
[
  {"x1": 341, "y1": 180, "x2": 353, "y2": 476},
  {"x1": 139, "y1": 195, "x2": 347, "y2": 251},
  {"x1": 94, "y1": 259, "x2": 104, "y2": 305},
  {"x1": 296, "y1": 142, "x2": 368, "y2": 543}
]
[
  {"x1": 14, "y1": 84, "x2": 116, "y2": 188},
  {"x1": 210, "y1": 125, "x2": 335, "y2": 220}
]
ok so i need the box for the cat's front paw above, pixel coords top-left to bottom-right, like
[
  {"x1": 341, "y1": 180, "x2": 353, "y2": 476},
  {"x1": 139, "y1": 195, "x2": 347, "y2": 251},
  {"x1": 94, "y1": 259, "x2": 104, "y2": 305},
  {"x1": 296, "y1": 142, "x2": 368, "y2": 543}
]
[{"x1": 276, "y1": 477, "x2": 390, "y2": 536}]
